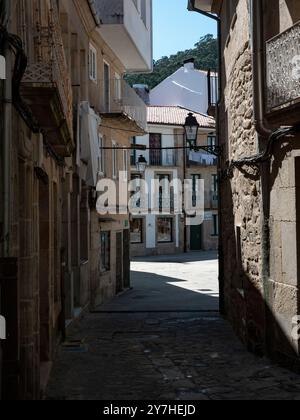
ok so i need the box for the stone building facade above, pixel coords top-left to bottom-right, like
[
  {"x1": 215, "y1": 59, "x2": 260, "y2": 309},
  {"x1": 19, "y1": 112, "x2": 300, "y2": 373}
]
[
  {"x1": 0, "y1": 0, "x2": 152, "y2": 400},
  {"x1": 189, "y1": 0, "x2": 300, "y2": 367}
]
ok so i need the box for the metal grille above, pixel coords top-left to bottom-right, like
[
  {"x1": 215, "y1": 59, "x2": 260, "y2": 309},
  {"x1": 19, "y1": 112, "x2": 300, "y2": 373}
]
[
  {"x1": 266, "y1": 21, "x2": 300, "y2": 112},
  {"x1": 21, "y1": 0, "x2": 73, "y2": 137}
]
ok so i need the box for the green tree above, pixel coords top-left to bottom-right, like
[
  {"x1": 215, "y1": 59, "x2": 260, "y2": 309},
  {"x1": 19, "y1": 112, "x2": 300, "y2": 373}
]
[{"x1": 125, "y1": 34, "x2": 218, "y2": 90}]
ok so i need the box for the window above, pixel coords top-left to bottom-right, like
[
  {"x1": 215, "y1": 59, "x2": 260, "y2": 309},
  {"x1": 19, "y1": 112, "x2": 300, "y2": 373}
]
[
  {"x1": 212, "y1": 174, "x2": 218, "y2": 193},
  {"x1": 157, "y1": 174, "x2": 173, "y2": 212},
  {"x1": 212, "y1": 215, "x2": 219, "y2": 237},
  {"x1": 98, "y1": 135, "x2": 105, "y2": 175},
  {"x1": 208, "y1": 134, "x2": 217, "y2": 148},
  {"x1": 104, "y1": 62, "x2": 110, "y2": 112},
  {"x1": 89, "y1": 45, "x2": 97, "y2": 82},
  {"x1": 192, "y1": 174, "x2": 201, "y2": 207},
  {"x1": 101, "y1": 232, "x2": 111, "y2": 272},
  {"x1": 112, "y1": 142, "x2": 117, "y2": 179},
  {"x1": 130, "y1": 219, "x2": 143, "y2": 244},
  {"x1": 0, "y1": 55, "x2": 5, "y2": 80},
  {"x1": 131, "y1": 137, "x2": 136, "y2": 166},
  {"x1": 123, "y1": 149, "x2": 128, "y2": 173},
  {"x1": 131, "y1": 174, "x2": 142, "y2": 208},
  {"x1": 157, "y1": 218, "x2": 173, "y2": 243},
  {"x1": 150, "y1": 133, "x2": 162, "y2": 166},
  {"x1": 114, "y1": 73, "x2": 122, "y2": 102}
]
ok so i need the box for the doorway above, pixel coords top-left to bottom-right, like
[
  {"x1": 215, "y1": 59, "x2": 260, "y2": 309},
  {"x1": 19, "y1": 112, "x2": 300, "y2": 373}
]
[
  {"x1": 38, "y1": 180, "x2": 51, "y2": 364},
  {"x1": 116, "y1": 232, "x2": 123, "y2": 294},
  {"x1": 190, "y1": 224, "x2": 202, "y2": 251}
]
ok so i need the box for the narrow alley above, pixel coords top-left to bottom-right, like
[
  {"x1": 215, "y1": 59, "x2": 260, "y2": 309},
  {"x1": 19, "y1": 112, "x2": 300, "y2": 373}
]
[{"x1": 46, "y1": 253, "x2": 300, "y2": 401}]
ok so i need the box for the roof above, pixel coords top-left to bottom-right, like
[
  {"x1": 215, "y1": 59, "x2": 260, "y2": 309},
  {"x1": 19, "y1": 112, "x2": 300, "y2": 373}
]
[{"x1": 147, "y1": 106, "x2": 216, "y2": 129}]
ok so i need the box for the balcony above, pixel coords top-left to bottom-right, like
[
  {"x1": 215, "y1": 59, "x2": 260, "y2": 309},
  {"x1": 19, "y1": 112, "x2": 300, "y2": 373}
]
[
  {"x1": 149, "y1": 150, "x2": 177, "y2": 167},
  {"x1": 266, "y1": 21, "x2": 300, "y2": 124},
  {"x1": 188, "y1": 151, "x2": 217, "y2": 167},
  {"x1": 20, "y1": 0, "x2": 74, "y2": 156},
  {"x1": 89, "y1": 78, "x2": 147, "y2": 133},
  {"x1": 94, "y1": 0, "x2": 153, "y2": 72}
]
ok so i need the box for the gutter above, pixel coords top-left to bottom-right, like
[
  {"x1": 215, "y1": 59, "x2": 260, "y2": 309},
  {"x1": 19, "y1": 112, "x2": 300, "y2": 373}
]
[
  {"x1": 88, "y1": 0, "x2": 101, "y2": 26},
  {"x1": 250, "y1": 0, "x2": 272, "y2": 138}
]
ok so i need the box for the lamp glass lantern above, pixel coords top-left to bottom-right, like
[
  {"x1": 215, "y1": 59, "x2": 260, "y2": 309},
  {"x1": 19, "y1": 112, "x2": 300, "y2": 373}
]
[
  {"x1": 184, "y1": 113, "x2": 200, "y2": 146},
  {"x1": 136, "y1": 155, "x2": 147, "y2": 174}
]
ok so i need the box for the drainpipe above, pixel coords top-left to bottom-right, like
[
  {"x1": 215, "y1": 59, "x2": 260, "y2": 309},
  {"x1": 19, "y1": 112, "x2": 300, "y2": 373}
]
[
  {"x1": 0, "y1": 0, "x2": 11, "y2": 259},
  {"x1": 251, "y1": 0, "x2": 272, "y2": 139},
  {"x1": 251, "y1": 0, "x2": 272, "y2": 353},
  {"x1": 1, "y1": 2, "x2": 11, "y2": 257},
  {"x1": 187, "y1": 1, "x2": 225, "y2": 314}
]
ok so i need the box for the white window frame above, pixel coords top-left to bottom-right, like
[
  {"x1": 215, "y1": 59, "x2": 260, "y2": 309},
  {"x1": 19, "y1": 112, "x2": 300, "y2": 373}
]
[
  {"x1": 103, "y1": 60, "x2": 111, "y2": 112},
  {"x1": 123, "y1": 149, "x2": 128, "y2": 173},
  {"x1": 114, "y1": 72, "x2": 122, "y2": 102},
  {"x1": 112, "y1": 141, "x2": 117, "y2": 179},
  {"x1": 89, "y1": 44, "x2": 97, "y2": 82},
  {"x1": 0, "y1": 55, "x2": 6, "y2": 80},
  {"x1": 98, "y1": 134, "x2": 105, "y2": 176}
]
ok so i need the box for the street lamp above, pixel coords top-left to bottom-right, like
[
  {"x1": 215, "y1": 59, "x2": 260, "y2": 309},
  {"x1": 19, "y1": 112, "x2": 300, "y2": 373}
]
[
  {"x1": 184, "y1": 112, "x2": 200, "y2": 146},
  {"x1": 136, "y1": 155, "x2": 147, "y2": 174}
]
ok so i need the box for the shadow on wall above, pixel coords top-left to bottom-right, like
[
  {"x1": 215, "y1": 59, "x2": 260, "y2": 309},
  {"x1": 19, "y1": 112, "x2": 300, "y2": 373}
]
[{"x1": 221, "y1": 140, "x2": 300, "y2": 371}]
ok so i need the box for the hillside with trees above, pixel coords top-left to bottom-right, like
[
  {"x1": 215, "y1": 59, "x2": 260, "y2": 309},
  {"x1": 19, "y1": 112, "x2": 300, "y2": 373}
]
[{"x1": 125, "y1": 34, "x2": 218, "y2": 90}]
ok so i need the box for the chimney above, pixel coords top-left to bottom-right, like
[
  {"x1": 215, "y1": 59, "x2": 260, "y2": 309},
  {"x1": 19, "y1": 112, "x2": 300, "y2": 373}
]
[
  {"x1": 183, "y1": 58, "x2": 195, "y2": 71},
  {"x1": 133, "y1": 84, "x2": 150, "y2": 105}
]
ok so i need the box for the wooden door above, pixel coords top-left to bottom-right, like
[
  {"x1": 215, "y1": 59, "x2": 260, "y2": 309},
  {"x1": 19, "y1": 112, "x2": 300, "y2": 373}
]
[
  {"x1": 123, "y1": 230, "x2": 130, "y2": 289},
  {"x1": 116, "y1": 232, "x2": 123, "y2": 294}
]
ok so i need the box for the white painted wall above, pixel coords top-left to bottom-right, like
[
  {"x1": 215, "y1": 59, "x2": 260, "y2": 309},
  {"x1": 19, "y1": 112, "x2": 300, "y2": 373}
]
[
  {"x1": 124, "y1": 0, "x2": 153, "y2": 70},
  {"x1": 150, "y1": 62, "x2": 217, "y2": 114},
  {"x1": 98, "y1": 0, "x2": 153, "y2": 72}
]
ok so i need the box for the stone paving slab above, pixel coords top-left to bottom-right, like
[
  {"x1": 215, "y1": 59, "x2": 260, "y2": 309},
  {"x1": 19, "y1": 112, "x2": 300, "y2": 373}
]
[
  {"x1": 46, "y1": 253, "x2": 300, "y2": 401},
  {"x1": 46, "y1": 311, "x2": 300, "y2": 400}
]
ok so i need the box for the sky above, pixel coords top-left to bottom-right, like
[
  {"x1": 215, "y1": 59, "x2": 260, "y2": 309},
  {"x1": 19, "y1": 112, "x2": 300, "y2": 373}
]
[{"x1": 153, "y1": 0, "x2": 217, "y2": 61}]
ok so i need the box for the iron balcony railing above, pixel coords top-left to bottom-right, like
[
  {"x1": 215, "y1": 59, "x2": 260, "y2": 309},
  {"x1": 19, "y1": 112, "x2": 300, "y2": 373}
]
[
  {"x1": 149, "y1": 150, "x2": 177, "y2": 167},
  {"x1": 266, "y1": 21, "x2": 300, "y2": 113},
  {"x1": 89, "y1": 78, "x2": 147, "y2": 132},
  {"x1": 21, "y1": 0, "x2": 73, "y2": 139}
]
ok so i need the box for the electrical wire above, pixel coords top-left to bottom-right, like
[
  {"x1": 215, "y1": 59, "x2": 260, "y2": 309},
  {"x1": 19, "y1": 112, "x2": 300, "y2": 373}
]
[
  {"x1": 223, "y1": 124, "x2": 300, "y2": 178},
  {"x1": 100, "y1": 124, "x2": 215, "y2": 135}
]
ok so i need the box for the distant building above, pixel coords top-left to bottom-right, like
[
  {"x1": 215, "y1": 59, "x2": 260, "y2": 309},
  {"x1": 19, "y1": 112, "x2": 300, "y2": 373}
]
[
  {"x1": 130, "y1": 106, "x2": 218, "y2": 257},
  {"x1": 150, "y1": 58, "x2": 218, "y2": 116}
]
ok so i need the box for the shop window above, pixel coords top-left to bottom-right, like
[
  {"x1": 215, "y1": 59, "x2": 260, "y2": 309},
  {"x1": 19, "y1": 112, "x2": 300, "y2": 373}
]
[
  {"x1": 157, "y1": 218, "x2": 173, "y2": 243},
  {"x1": 101, "y1": 232, "x2": 111, "y2": 272},
  {"x1": 130, "y1": 219, "x2": 143, "y2": 244}
]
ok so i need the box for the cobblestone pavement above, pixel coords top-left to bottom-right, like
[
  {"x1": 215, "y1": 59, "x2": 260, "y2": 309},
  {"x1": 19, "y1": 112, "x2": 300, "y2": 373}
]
[{"x1": 46, "y1": 252, "x2": 300, "y2": 400}]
